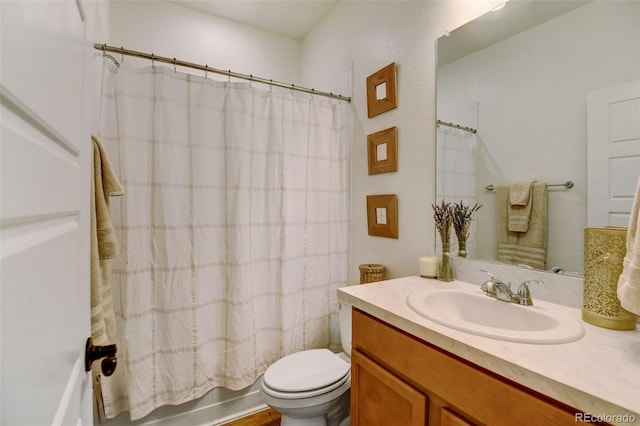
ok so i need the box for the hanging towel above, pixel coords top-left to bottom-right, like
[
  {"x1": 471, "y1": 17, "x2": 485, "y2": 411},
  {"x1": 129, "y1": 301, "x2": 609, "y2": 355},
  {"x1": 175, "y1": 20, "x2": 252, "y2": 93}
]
[
  {"x1": 496, "y1": 185, "x2": 518, "y2": 264},
  {"x1": 497, "y1": 183, "x2": 547, "y2": 270},
  {"x1": 513, "y1": 182, "x2": 547, "y2": 270},
  {"x1": 508, "y1": 180, "x2": 534, "y2": 232},
  {"x1": 617, "y1": 177, "x2": 640, "y2": 315},
  {"x1": 90, "y1": 135, "x2": 125, "y2": 346}
]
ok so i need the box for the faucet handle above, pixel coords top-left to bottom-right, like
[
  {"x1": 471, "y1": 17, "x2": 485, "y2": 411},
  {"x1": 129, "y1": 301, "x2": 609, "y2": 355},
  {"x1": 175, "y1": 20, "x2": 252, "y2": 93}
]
[
  {"x1": 516, "y1": 280, "x2": 542, "y2": 305},
  {"x1": 518, "y1": 280, "x2": 542, "y2": 290},
  {"x1": 480, "y1": 269, "x2": 497, "y2": 280},
  {"x1": 480, "y1": 270, "x2": 496, "y2": 294},
  {"x1": 480, "y1": 269, "x2": 511, "y2": 287}
]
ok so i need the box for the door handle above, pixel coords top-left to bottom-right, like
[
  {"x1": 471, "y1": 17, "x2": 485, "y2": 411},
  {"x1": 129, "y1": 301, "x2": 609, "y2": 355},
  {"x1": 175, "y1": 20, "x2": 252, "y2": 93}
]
[{"x1": 84, "y1": 337, "x2": 117, "y2": 376}]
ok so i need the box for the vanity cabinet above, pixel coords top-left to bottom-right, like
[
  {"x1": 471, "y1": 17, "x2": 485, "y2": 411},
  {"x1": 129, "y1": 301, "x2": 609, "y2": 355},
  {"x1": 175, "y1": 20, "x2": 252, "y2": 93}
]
[{"x1": 350, "y1": 309, "x2": 607, "y2": 426}]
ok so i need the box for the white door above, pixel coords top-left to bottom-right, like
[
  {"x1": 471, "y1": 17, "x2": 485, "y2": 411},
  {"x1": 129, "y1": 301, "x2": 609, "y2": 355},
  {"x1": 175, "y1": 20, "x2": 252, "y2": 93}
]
[
  {"x1": 1, "y1": 1, "x2": 92, "y2": 425},
  {"x1": 587, "y1": 80, "x2": 640, "y2": 227}
]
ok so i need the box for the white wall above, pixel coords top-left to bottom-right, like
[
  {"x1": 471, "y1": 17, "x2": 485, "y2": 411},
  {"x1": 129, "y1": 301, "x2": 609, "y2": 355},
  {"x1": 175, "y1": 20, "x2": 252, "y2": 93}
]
[
  {"x1": 301, "y1": 0, "x2": 503, "y2": 282},
  {"x1": 437, "y1": 0, "x2": 640, "y2": 273},
  {"x1": 107, "y1": 0, "x2": 301, "y2": 83}
]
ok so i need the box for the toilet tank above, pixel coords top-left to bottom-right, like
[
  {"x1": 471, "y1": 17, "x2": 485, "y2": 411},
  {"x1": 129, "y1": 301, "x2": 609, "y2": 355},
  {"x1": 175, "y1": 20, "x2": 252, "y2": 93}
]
[{"x1": 338, "y1": 302, "x2": 352, "y2": 355}]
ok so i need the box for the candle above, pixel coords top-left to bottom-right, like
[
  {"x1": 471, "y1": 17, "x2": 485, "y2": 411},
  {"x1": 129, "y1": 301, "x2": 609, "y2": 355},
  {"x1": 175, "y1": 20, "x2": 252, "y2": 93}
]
[{"x1": 419, "y1": 255, "x2": 439, "y2": 279}]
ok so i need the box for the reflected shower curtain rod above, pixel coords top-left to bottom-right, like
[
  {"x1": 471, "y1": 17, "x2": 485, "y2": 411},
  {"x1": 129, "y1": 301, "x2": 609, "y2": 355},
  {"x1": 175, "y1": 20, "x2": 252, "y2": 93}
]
[
  {"x1": 94, "y1": 43, "x2": 351, "y2": 103},
  {"x1": 437, "y1": 119, "x2": 477, "y2": 134}
]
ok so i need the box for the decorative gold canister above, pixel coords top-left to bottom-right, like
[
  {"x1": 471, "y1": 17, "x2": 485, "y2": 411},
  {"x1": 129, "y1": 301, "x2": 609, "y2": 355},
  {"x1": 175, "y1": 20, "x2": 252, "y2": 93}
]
[{"x1": 583, "y1": 227, "x2": 636, "y2": 330}]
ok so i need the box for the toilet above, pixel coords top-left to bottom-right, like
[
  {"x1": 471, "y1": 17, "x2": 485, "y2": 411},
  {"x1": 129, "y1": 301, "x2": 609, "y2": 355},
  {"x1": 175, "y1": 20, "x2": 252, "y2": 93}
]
[{"x1": 260, "y1": 302, "x2": 352, "y2": 426}]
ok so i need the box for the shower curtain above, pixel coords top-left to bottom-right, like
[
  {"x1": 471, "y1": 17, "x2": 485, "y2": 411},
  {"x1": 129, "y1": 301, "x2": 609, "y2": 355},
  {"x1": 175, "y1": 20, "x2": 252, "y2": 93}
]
[
  {"x1": 96, "y1": 61, "x2": 350, "y2": 420},
  {"x1": 436, "y1": 105, "x2": 479, "y2": 255}
]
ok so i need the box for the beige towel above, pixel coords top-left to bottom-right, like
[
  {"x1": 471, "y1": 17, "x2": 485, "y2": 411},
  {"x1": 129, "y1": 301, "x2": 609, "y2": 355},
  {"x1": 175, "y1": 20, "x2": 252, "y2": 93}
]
[
  {"x1": 91, "y1": 136, "x2": 124, "y2": 345},
  {"x1": 497, "y1": 183, "x2": 547, "y2": 270},
  {"x1": 508, "y1": 180, "x2": 534, "y2": 232},
  {"x1": 496, "y1": 186, "x2": 518, "y2": 264},
  {"x1": 617, "y1": 177, "x2": 640, "y2": 315}
]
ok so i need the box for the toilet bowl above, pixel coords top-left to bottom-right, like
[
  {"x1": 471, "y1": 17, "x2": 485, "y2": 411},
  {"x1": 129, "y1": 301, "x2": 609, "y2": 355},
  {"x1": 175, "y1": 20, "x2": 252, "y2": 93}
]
[{"x1": 260, "y1": 303, "x2": 352, "y2": 426}]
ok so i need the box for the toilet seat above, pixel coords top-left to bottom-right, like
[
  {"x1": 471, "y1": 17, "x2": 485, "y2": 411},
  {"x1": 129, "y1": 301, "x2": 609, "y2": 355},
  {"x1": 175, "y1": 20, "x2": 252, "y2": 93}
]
[
  {"x1": 262, "y1": 370, "x2": 350, "y2": 400},
  {"x1": 262, "y1": 349, "x2": 350, "y2": 399}
]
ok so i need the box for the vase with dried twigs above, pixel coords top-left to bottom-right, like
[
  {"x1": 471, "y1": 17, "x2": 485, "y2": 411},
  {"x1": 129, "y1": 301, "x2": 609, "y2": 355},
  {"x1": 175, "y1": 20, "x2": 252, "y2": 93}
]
[
  {"x1": 451, "y1": 201, "x2": 482, "y2": 258},
  {"x1": 432, "y1": 200, "x2": 454, "y2": 282}
]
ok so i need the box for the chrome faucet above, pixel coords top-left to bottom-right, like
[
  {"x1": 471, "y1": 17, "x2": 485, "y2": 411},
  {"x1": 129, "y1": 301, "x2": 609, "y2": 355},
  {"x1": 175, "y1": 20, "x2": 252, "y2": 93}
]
[{"x1": 480, "y1": 270, "x2": 541, "y2": 306}]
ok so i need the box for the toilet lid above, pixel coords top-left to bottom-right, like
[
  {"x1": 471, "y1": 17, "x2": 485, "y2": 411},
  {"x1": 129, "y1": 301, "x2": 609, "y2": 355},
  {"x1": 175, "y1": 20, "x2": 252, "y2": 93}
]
[{"x1": 263, "y1": 349, "x2": 350, "y2": 392}]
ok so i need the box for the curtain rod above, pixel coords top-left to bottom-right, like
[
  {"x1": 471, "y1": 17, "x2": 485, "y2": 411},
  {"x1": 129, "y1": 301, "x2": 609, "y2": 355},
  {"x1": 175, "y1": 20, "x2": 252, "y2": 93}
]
[
  {"x1": 437, "y1": 119, "x2": 477, "y2": 134},
  {"x1": 94, "y1": 43, "x2": 351, "y2": 103}
]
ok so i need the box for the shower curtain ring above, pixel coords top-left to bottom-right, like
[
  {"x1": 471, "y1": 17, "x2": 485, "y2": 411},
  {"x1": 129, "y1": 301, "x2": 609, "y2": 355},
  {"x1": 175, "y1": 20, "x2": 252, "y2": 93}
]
[
  {"x1": 204, "y1": 65, "x2": 208, "y2": 79},
  {"x1": 151, "y1": 53, "x2": 155, "y2": 69},
  {"x1": 269, "y1": 79, "x2": 273, "y2": 92},
  {"x1": 228, "y1": 70, "x2": 231, "y2": 83},
  {"x1": 290, "y1": 84, "x2": 295, "y2": 97},
  {"x1": 173, "y1": 58, "x2": 177, "y2": 73},
  {"x1": 249, "y1": 74, "x2": 253, "y2": 87},
  {"x1": 120, "y1": 46, "x2": 125, "y2": 63}
]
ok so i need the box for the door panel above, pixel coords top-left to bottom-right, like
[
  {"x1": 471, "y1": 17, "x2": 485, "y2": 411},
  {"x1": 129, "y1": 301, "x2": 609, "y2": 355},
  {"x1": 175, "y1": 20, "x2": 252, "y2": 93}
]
[
  {"x1": 0, "y1": 1, "x2": 92, "y2": 424},
  {"x1": 587, "y1": 81, "x2": 640, "y2": 227}
]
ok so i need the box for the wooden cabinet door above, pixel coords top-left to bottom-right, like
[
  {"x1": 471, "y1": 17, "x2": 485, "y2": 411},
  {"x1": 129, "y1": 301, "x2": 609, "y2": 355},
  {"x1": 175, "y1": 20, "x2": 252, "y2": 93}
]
[
  {"x1": 440, "y1": 408, "x2": 475, "y2": 426},
  {"x1": 351, "y1": 349, "x2": 427, "y2": 426}
]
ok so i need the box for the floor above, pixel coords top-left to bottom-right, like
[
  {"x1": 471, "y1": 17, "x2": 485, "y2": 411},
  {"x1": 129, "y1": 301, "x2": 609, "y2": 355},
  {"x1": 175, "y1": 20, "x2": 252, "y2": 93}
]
[{"x1": 222, "y1": 408, "x2": 281, "y2": 426}]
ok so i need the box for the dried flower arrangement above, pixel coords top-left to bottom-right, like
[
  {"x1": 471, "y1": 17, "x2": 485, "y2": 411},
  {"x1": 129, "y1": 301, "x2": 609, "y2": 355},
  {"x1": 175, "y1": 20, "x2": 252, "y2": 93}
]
[
  {"x1": 432, "y1": 200, "x2": 453, "y2": 246},
  {"x1": 432, "y1": 200, "x2": 454, "y2": 281},
  {"x1": 451, "y1": 201, "x2": 482, "y2": 247}
]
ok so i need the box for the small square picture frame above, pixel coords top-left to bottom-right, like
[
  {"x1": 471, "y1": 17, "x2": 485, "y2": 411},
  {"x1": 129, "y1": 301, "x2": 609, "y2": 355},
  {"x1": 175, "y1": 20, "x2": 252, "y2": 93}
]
[
  {"x1": 366, "y1": 62, "x2": 398, "y2": 118},
  {"x1": 366, "y1": 194, "x2": 398, "y2": 239},
  {"x1": 367, "y1": 126, "x2": 398, "y2": 175}
]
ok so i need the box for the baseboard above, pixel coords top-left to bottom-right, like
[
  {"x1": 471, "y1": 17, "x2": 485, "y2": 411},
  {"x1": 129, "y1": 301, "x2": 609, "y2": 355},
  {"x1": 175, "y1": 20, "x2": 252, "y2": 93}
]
[{"x1": 215, "y1": 405, "x2": 277, "y2": 426}]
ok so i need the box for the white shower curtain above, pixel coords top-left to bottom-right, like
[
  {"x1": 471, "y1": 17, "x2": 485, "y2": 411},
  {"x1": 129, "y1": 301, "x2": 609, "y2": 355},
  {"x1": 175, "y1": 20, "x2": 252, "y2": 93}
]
[
  {"x1": 96, "y1": 61, "x2": 350, "y2": 420},
  {"x1": 436, "y1": 104, "x2": 479, "y2": 255}
]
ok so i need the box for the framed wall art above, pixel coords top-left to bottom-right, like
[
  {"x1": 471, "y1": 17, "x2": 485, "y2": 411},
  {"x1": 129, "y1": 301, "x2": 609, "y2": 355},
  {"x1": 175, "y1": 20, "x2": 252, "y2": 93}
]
[
  {"x1": 367, "y1": 126, "x2": 398, "y2": 175},
  {"x1": 366, "y1": 194, "x2": 398, "y2": 239},
  {"x1": 366, "y1": 62, "x2": 397, "y2": 118}
]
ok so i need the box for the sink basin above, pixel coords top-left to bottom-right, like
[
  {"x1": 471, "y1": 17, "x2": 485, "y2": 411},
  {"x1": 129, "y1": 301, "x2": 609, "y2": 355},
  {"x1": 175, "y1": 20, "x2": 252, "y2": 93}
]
[{"x1": 407, "y1": 289, "x2": 584, "y2": 344}]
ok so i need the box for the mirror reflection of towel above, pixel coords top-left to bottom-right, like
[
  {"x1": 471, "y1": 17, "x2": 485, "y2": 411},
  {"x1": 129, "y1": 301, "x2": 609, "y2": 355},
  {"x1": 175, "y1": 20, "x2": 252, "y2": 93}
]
[
  {"x1": 508, "y1": 181, "x2": 534, "y2": 232},
  {"x1": 497, "y1": 183, "x2": 547, "y2": 270}
]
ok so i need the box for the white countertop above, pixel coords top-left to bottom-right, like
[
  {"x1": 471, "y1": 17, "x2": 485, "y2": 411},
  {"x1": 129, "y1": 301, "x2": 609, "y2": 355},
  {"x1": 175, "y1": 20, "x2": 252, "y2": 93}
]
[{"x1": 338, "y1": 276, "x2": 640, "y2": 425}]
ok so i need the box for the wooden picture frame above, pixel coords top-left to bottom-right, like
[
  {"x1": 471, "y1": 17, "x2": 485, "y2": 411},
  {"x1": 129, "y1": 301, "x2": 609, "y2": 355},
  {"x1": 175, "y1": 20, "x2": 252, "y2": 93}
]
[
  {"x1": 367, "y1": 127, "x2": 398, "y2": 175},
  {"x1": 366, "y1": 62, "x2": 397, "y2": 118},
  {"x1": 366, "y1": 194, "x2": 398, "y2": 239}
]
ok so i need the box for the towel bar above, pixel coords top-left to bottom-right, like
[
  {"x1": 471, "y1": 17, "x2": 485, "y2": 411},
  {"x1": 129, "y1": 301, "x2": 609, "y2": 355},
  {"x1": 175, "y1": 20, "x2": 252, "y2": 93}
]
[{"x1": 485, "y1": 181, "x2": 574, "y2": 192}]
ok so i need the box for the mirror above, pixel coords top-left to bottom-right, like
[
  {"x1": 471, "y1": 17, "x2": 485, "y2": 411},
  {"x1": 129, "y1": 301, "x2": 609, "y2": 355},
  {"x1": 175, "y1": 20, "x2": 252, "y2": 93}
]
[{"x1": 436, "y1": 0, "x2": 640, "y2": 276}]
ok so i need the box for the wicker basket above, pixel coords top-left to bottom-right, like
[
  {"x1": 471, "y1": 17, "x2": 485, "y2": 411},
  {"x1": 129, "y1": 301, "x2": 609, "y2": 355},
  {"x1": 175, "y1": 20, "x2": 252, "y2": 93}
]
[{"x1": 359, "y1": 264, "x2": 385, "y2": 284}]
